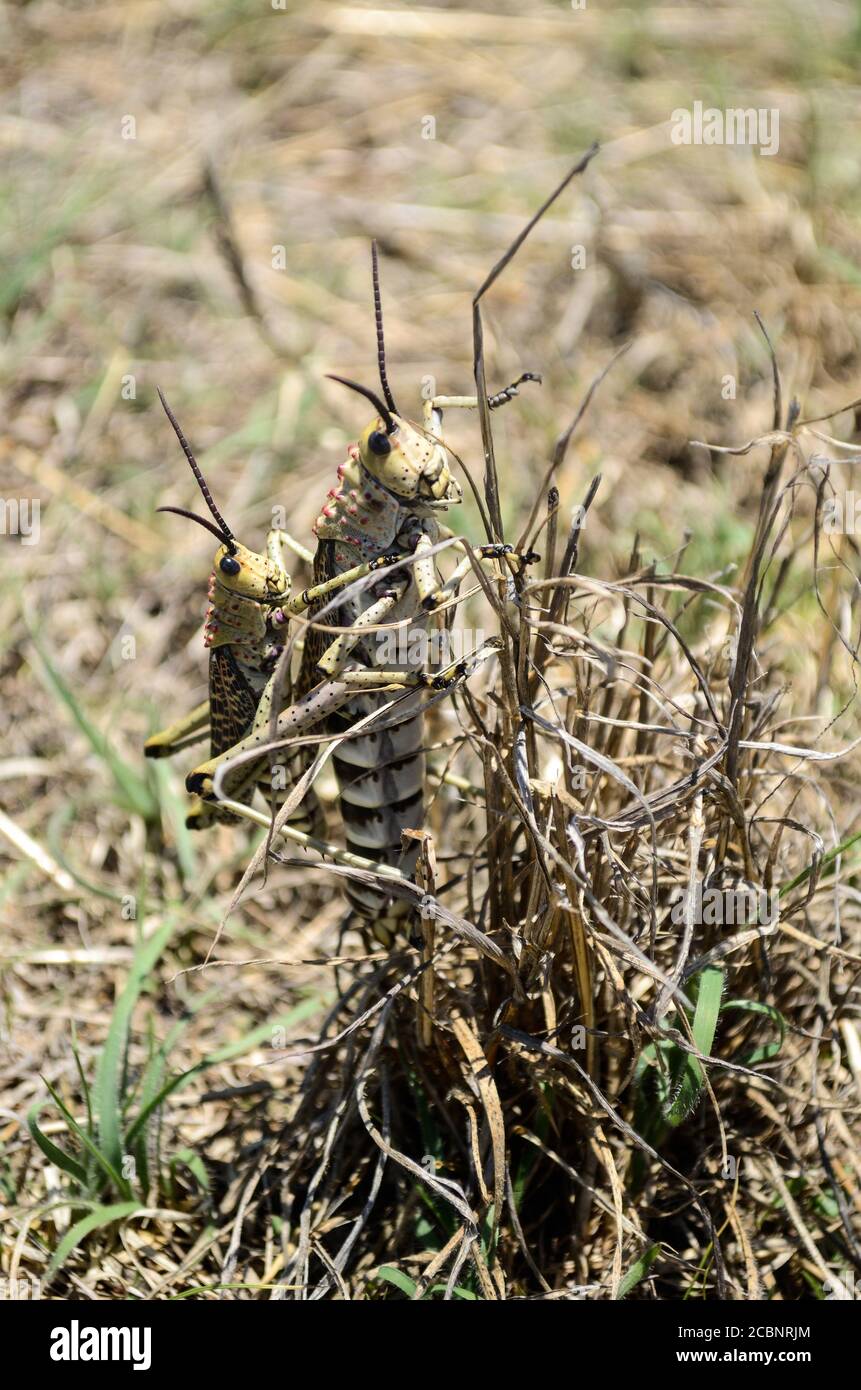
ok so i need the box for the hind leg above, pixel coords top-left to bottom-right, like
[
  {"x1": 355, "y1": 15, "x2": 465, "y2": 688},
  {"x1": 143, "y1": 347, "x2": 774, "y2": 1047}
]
[{"x1": 144, "y1": 701, "x2": 210, "y2": 759}]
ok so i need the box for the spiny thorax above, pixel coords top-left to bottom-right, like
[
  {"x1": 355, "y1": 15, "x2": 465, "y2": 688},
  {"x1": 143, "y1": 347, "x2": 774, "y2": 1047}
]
[
  {"x1": 314, "y1": 446, "x2": 415, "y2": 562},
  {"x1": 203, "y1": 571, "x2": 280, "y2": 672}
]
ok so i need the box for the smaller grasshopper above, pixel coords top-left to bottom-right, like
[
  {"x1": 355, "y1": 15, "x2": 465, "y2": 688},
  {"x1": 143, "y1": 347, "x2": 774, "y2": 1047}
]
[{"x1": 145, "y1": 389, "x2": 401, "y2": 828}]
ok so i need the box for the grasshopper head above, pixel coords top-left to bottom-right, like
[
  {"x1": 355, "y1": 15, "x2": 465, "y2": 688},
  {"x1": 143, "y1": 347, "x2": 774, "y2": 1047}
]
[
  {"x1": 213, "y1": 540, "x2": 288, "y2": 603},
  {"x1": 356, "y1": 413, "x2": 462, "y2": 507},
  {"x1": 327, "y1": 376, "x2": 462, "y2": 510},
  {"x1": 156, "y1": 390, "x2": 289, "y2": 604},
  {"x1": 324, "y1": 244, "x2": 462, "y2": 511}
]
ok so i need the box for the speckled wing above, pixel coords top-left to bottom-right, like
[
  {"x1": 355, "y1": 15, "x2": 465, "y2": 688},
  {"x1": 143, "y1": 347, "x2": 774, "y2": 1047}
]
[
  {"x1": 296, "y1": 539, "x2": 340, "y2": 699},
  {"x1": 208, "y1": 645, "x2": 259, "y2": 758}
]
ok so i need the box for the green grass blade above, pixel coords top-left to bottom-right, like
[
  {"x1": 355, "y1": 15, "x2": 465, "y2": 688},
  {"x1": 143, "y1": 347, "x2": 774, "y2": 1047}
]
[
  {"x1": 69, "y1": 1025, "x2": 95, "y2": 1140},
  {"x1": 47, "y1": 805, "x2": 127, "y2": 903},
  {"x1": 151, "y1": 761, "x2": 198, "y2": 882},
  {"x1": 203, "y1": 996, "x2": 325, "y2": 1064},
  {"x1": 171, "y1": 1147, "x2": 210, "y2": 1193},
  {"x1": 780, "y1": 829, "x2": 861, "y2": 895},
  {"x1": 45, "y1": 1201, "x2": 140, "y2": 1286},
  {"x1": 0, "y1": 862, "x2": 31, "y2": 913},
  {"x1": 94, "y1": 918, "x2": 175, "y2": 1179},
  {"x1": 124, "y1": 996, "x2": 323, "y2": 1147},
  {"x1": 617, "y1": 1242, "x2": 660, "y2": 1298},
  {"x1": 69, "y1": 1026, "x2": 97, "y2": 1187},
  {"x1": 43, "y1": 1079, "x2": 132, "y2": 1199},
  {"x1": 373, "y1": 1266, "x2": 476, "y2": 1300},
  {"x1": 723, "y1": 998, "x2": 786, "y2": 1066},
  {"x1": 27, "y1": 1102, "x2": 88, "y2": 1186},
  {"x1": 29, "y1": 637, "x2": 157, "y2": 823},
  {"x1": 665, "y1": 966, "x2": 724, "y2": 1127},
  {"x1": 375, "y1": 1265, "x2": 417, "y2": 1297},
  {"x1": 131, "y1": 986, "x2": 220, "y2": 1130}
]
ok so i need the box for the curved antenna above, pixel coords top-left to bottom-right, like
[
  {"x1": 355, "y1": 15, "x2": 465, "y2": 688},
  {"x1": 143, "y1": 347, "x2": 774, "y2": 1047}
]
[
  {"x1": 157, "y1": 388, "x2": 235, "y2": 545},
  {"x1": 156, "y1": 506, "x2": 235, "y2": 548},
  {"x1": 325, "y1": 374, "x2": 396, "y2": 434},
  {"x1": 371, "y1": 240, "x2": 398, "y2": 416}
]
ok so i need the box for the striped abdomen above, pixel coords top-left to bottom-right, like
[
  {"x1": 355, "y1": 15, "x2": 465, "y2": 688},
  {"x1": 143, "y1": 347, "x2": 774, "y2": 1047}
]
[
  {"x1": 298, "y1": 538, "x2": 429, "y2": 930},
  {"x1": 330, "y1": 692, "x2": 424, "y2": 923}
]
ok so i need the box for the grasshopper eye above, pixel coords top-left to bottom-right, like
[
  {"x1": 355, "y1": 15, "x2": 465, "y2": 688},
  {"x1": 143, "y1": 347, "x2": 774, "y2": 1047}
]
[
  {"x1": 219, "y1": 554, "x2": 241, "y2": 575},
  {"x1": 368, "y1": 430, "x2": 392, "y2": 456}
]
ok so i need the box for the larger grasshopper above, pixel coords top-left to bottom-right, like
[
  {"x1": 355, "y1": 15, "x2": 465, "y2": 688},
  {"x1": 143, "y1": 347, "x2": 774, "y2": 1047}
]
[{"x1": 182, "y1": 244, "x2": 540, "y2": 937}]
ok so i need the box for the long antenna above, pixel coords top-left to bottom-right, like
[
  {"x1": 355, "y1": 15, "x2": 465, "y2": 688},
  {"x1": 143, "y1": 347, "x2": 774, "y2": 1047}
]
[
  {"x1": 326, "y1": 373, "x2": 396, "y2": 434},
  {"x1": 156, "y1": 506, "x2": 234, "y2": 546},
  {"x1": 371, "y1": 241, "x2": 398, "y2": 416},
  {"x1": 157, "y1": 388, "x2": 235, "y2": 546}
]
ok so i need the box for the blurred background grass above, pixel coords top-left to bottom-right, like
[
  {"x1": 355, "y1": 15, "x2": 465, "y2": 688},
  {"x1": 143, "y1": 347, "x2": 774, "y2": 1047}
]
[{"x1": 3, "y1": 0, "x2": 861, "y2": 1296}]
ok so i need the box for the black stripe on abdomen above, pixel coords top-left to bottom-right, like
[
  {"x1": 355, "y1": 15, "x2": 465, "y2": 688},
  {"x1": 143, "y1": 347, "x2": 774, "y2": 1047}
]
[{"x1": 332, "y1": 703, "x2": 425, "y2": 921}]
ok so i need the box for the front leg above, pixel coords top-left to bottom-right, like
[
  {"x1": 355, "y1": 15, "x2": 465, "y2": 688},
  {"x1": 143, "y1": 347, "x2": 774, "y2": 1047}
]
[
  {"x1": 308, "y1": 531, "x2": 436, "y2": 680},
  {"x1": 421, "y1": 536, "x2": 541, "y2": 612},
  {"x1": 410, "y1": 530, "x2": 440, "y2": 607},
  {"x1": 316, "y1": 575, "x2": 411, "y2": 678},
  {"x1": 421, "y1": 373, "x2": 541, "y2": 427},
  {"x1": 275, "y1": 550, "x2": 403, "y2": 623},
  {"x1": 268, "y1": 527, "x2": 314, "y2": 568}
]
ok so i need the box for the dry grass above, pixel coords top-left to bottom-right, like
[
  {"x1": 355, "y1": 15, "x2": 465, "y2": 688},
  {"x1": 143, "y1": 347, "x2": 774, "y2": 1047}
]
[{"x1": 2, "y1": 0, "x2": 861, "y2": 1300}]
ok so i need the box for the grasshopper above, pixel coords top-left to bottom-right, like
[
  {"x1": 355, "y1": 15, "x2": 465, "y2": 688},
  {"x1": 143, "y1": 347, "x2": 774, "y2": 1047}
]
[
  {"x1": 183, "y1": 244, "x2": 540, "y2": 937},
  {"x1": 144, "y1": 388, "x2": 404, "y2": 830}
]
